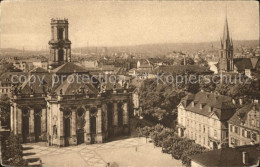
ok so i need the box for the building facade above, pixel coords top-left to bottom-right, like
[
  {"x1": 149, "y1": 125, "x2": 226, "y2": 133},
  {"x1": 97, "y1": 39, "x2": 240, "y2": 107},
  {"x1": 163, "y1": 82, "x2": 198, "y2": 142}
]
[
  {"x1": 228, "y1": 102, "x2": 260, "y2": 147},
  {"x1": 177, "y1": 91, "x2": 236, "y2": 149},
  {"x1": 9, "y1": 19, "x2": 132, "y2": 147}
]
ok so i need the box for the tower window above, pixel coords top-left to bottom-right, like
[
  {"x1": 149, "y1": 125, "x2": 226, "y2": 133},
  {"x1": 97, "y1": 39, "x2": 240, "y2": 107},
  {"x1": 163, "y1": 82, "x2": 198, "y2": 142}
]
[{"x1": 58, "y1": 28, "x2": 64, "y2": 40}]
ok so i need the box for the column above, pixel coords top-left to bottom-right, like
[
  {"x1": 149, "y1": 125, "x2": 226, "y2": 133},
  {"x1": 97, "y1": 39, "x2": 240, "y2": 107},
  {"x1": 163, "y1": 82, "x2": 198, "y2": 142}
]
[
  {"x1": 17, "y1": 107, "x2": 22, "y2": 135},
  {"x1": 41, "y1": 108, "x2": 47, "y2": 140},
  {"x1": 113, "y1": 103, "x2": 118, "y2": 126},
  {"x1": 10, "y1": 106, "x2": 13, "y2": 131},
  {"x1": 123, "y1": 103, "x2": 128, "y2": 125},
  {"x1": 69, "y1": 110, "x2": 76, "y2": 145},
  {"x1": 13, "y1": 104, "x2": 17, "y2": 135},
  {"x1": 63, "y1": 27, "x2": 65, "y2": 40},
  {"x1": 55, "y1": 49, "x2": 59, "y2": 62},
  {"x1": 58, "y1": 111, "x2": 64, "y2": 146},
  {"x1": 68, "y1": 49, "x2": 71, "y2": 62},
  {"x1": 51, "y1": 26, "x2": 54, "y2": 40},
  {"x1": 96, "y1": 107, "x2": 103, "y2": 143},
  {"x1": 97, "y1": 108, "x2": 102, "y2": 133},
  {"x1": 54, "y1": 49, "x2": 56, "y2": 62},
  {"x1": 65, "y1": 26, "x2": 68, "y2": 40},
  {"x1": 65, "y1": 49, "x2": 68, "y2": 62},
  {"x1": 29, "y1": 108, "x2": 35, "y2": 142},
  {"x1": 84, "y1": 109, "x2": 90, "y2": 144},
  {"x1": 102, "y1": 104, "x2": 108, "y2": 132}
]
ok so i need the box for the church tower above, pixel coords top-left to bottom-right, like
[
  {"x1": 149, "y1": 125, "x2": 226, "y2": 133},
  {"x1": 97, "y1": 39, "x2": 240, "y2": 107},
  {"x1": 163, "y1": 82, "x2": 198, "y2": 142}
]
[
  {"x1": 219, "y1": 17, "x2": 234, "y2": 72},
  {"x1": 48, "y1": 18, "x2": 71, "y2": 68}
]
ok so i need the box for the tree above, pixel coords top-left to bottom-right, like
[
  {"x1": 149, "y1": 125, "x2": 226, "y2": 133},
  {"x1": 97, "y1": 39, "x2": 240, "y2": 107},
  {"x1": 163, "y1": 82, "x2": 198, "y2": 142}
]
[
  {"x1": 196, "y1": 57, "x2": 209, "y2": 67},
  {"x1": 1, "y1": 133, "x2": 28, "y2": 166},
  {"x1": 181, "y1": 57, "x2": 195, "y2": 65},
  {"x1": 0, "y1": 94, "x2": 10, "y2": 127},
  {"x1": 181, "y1": 144, "x2": 207, "y2": 167}
]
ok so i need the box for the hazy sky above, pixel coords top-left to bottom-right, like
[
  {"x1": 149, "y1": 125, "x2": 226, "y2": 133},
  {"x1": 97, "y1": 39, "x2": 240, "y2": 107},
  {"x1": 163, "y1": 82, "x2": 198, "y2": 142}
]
[{"x1": 0, "y1": 0, "x2": 259, "y2": 50}]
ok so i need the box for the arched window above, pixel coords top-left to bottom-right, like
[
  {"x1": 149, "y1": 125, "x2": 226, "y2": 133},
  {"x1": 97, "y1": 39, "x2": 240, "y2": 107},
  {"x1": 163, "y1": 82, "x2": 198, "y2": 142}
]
[{"x1": 58, "y1": 28, "x2": 64, "y2": 40}]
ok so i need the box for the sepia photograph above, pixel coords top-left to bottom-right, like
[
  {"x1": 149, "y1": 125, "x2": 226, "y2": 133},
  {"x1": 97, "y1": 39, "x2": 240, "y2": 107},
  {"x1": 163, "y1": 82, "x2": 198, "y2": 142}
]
[{"x1": 0, "y1": 0, "x2": 259, "y2": 166}]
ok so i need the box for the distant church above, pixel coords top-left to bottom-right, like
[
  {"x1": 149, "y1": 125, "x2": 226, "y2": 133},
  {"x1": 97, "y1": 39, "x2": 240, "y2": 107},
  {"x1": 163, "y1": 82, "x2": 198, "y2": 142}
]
[
  {"x1": 219, "y1": 17, "x2": 234, "y2": 72},
  {"x1": 10, "y1": 19, "x2": 131, "y2": 146},
  {"x1": 218, "y1": 17, "x2": 260, "y2": 75}
]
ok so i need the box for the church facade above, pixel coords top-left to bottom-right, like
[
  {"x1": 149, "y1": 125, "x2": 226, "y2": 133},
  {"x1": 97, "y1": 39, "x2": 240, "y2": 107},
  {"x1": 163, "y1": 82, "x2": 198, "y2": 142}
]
[{"x1": 9, "y1": 19, "x2": 132, "y2": 146}]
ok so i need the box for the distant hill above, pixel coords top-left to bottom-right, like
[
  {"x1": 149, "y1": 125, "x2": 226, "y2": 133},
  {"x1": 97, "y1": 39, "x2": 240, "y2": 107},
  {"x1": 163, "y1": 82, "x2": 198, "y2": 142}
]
[
  {"x1": 1, "y1": 40, "x2": 258, "y2": 57},
  {"x1": 73, "y1": 40, "x2": 259, "y2": 56}
]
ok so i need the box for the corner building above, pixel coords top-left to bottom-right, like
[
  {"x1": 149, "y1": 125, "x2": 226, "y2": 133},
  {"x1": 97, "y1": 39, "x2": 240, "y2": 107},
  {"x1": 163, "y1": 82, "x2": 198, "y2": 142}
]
[{"x1": 177, "y1": 91, "x2": 236, "y2": 149}]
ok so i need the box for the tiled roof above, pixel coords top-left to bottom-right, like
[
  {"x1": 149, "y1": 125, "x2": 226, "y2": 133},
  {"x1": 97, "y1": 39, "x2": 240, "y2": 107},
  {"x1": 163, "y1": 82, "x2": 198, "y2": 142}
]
[
  {"x1": 30, "y1": 67, "x2": 48, "y2": 73},
  {"x1": 20, "y1": 73, "x2": 53, "y2": 94},
  {"x1": 52, "y1": 62, "x2": 90, "y2": 74},
  {"x1": 190, "y1": 144, "x2": 259, "y2": 166},
  {"x1": 250, "y1": 57, "x2": 260, "y2": 69},
  {"x1": 155, "y1": 65, "x2": 212, "y2": 74},
  {"x1": 54, "y1": 74, "x2": 98, "y2": 95},
  {"x1": 234, "y1": 58, "x2": 254, "y2": 70},
  {"x1": 181, "y1": 92, "x2": 236, "y2": 120},
  {"x1": 228, "y1": 103, "x2": 260, "y2": 125}
]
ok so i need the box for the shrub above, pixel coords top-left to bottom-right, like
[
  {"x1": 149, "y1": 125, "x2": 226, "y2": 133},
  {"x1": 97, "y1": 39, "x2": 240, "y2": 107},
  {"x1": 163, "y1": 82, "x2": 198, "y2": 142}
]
[
  {"x1": 1, "y1": 133, "x2": 28, "y2": 166},
  {"x1": 181, "y1": 144, "x2": 207, "y2": 167}
]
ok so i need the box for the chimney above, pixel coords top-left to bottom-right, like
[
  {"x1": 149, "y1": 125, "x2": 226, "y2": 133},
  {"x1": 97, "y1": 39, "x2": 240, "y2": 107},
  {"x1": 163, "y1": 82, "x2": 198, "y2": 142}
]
[
  {"x1": 239, "y1": 98, "x2": 243, "y2": 105},
  {"x1": 242, "y1": 152, "x2": 249, "y2": 165},
  {"x1": 232, "y1": 99, "x2": 236, "y2": 105}
]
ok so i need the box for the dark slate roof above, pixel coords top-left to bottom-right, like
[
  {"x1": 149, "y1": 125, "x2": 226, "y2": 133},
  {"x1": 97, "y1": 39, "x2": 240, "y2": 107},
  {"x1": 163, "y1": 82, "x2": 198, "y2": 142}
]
[
  {"x1": 155, "y1": 65, "x2": 212, "y2": 74},
  {"x1": 234, "y1": 58, "x2": 254, "y2": 70},
  {"x1": 54, "y1": 74, "x2": 98, "y2": 95},
  {"x1": 52, "y1": 62, "x2": 90, "y2": 74},
  {"x1": 228, "y1": 103, "x2": 260, "y2": 125},
  {"x1": 190, "y1": 144, "x2": 259, "y2": 166},
  {"x1": 250, "y1": 57, "x2": 260, "y2": 69},
  {"x1": 30, "y1": 67, "x2": 48, "y2": 73},
  {"x1": 20, "y1": 73, "x2": 53, "y2": 94},
  {"x1": 181, "y1": 92, "x2": 236, "y2": 120}
]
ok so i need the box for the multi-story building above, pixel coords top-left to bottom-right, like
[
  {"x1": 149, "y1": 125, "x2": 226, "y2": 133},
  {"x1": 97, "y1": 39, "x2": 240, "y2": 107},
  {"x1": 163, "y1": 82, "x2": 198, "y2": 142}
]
[
  {"x1": 0, "y1": 72, "x2": 25, "y2": 97},
  {"x1": 9, "y1": 19, "x2": 132, "y2": 147},
  {"x1": 228, "y1": 102, "x2": 260, "y2": 147},
  {"x1": 177, "y1": 91, "x2": 236, "y2": 149},
  {"x1": 190, "y1": 144, "x2": 260, "y2": 167}
]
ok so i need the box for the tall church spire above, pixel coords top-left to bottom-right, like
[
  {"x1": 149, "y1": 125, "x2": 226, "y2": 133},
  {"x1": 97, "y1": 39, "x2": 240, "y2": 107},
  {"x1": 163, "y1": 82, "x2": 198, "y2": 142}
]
[{"x1": 219, "y1": 7, "x2": 234, "y2": 72}]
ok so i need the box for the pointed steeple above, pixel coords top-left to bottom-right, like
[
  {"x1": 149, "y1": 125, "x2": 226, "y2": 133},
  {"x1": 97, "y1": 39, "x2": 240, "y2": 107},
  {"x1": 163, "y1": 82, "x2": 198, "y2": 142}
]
[
  {"x1": 222, "y1": 13, "x2": 232, "y2": 50},
  {"x1": 220, "y1": 37, "x2": 223, "y2": 49}
]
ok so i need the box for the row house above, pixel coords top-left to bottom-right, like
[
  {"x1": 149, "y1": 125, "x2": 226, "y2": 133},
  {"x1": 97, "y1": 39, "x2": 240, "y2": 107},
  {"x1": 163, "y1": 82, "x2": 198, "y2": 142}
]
[
  {"x1": 228, "y1": 102, "x2": 260, "y2": 147},
  {"x1": 177, "y1": 91, "x2": 236, "y2": 149}
]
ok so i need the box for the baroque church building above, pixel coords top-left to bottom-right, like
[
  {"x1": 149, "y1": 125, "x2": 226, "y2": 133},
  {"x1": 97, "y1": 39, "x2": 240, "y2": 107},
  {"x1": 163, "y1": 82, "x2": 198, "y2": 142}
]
[{"x1": 9, "y1": 19, "x2": 131, "y2": 146}]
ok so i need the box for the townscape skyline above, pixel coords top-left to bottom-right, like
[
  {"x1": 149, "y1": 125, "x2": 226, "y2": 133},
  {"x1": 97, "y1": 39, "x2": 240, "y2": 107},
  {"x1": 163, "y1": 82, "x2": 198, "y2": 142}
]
[{"x1": 0, "y1": 0, "x2": 259, "y2": 50}]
